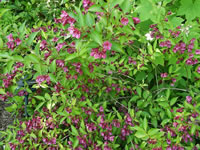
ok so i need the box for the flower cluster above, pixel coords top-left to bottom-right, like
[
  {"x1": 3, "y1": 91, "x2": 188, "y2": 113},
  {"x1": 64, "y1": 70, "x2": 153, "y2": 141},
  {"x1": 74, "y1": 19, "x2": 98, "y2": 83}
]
[
  {"x1": 68, "y1": 26, "x2": 81, "y2": 39},
  {"x1": 6, "y1": 33, "x2": 21, "y2": 50},
  {"x1": 36, "y1": 75, "x2": 51, "y2": 85}
]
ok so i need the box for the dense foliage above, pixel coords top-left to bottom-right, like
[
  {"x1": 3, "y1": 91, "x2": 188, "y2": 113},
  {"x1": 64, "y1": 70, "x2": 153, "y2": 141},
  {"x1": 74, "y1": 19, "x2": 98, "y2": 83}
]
[{"x1": 0, "y1": 0, "x2": 200, "y2": 149}]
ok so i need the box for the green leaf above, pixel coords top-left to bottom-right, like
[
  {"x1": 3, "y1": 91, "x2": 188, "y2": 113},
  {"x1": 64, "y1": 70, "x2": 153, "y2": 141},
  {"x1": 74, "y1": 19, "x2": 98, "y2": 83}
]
[
  {"x1": 41, "y1": 30, "x2": 47, "y2": 40},
  {"x1": 49, "y1": 73, "x2": 56, "y2": 83},
  {"x1": 35, "y1": 101, "x2": 45, "y2": 111},
  {"x1": 6, "y1": 60, "x2": 14, "y2": 73},
  {"x1": 74, "y1": 6, "x2": 85, "y2": 27},
  {"x1": 45, "y1": 93, "x2": 51, "y2": 100},
  {"x1": 0, "y1": 88, "x2": 6, "y2": 94},
  {"x1": 0, "y1": 8, "x2": 10, "y2": 18},
  {"x1": 34, "y1": 96, "x2": 45, "y2": 101},
  {"x1": 49, "y1": 60, "x2": 56, "y2": 73},
  {"x1": 170, "y1": 97, "x2": 178, "y2": 106},
  {"x1": 71, "y1": 125, "x2": 79, "y2": 136},
  {"x1": 19, "y1": 21, "x2": 26, "y2": 39},
  {"x1": 86, "y1": 13, "x2": 95, "y2": 27},
  {"x1": 152, "y1": 52, "x2": 164, "y2": 66},
  {"x1": 0, "y1": 38, "x2": 3, "y2": 48},
  {"x1": 136, "y1": 71, "x2": 146, "y2": 81},
  {"x1": 135, "y1": 0, "x2": 153, "y2": 21},
  {"x1": 161, "y1": 119, "x2": 170, "y2": 127},
  {"x1": 143, "y1": 117, "x2": 148, "y2": 131},
  {"x1": 111, "y1": 41, "x2": 124, "y2": 53},
  {"x1": 5, "y1": 103, "x2": 17, "y2": 112},
  {"x1": 34, "y1": 42, "x2": 40, "y2": 55},
  {"x1": 120, "y1": 0, "x2": 131, "y2": 13},
  {"x1": 136, "y1": 87, "x2": 142, "y2": 97},
  {"x1": 136, "y1": 0, "x2": 165, "y2": 22},
  {"x1": 27, "y1": 54, "x2": 40, "y2": 63},
  {"x1": 166, "y1": 89, "x2": 170, "y2": 100},
  {"x1": 148, "y1": 128, "x2": 160, "y2": 136},
  {"x1": 151, "y1": 117, "x2": 157, "y2": 128},
  {"x1": 73, "y1": 138, "x2": 79, "y2": 148},
  {"x1": 34, "y1": 64, "x2": 42, "y2": 74},
  {"x1": 27, "y1": 32, "x2": 38, "y2": 46},
  {"x1": 135, "y1": 130, "x2": 148, "y2": 139},
  {"x1": 90, "y1": 30, "x2": 102, "y2": 45},
  {"x1": 178, "y1": 0, "x2": 200, "y2": 21},
  {"x1": 65, "y1": 53, "x2": 78, "y2": 61},
  {"x1": 168, "y1": 16, "x2": 184, "y2": 28},
  {"x1": 88, "y1": 4, "x2": 104, "y2": 12},
  {"x1": 12, "y1": 55, "x2": 24, "y2": 62},
  {"x1": 166, "y1": 109, "x2": 172, "y2": 118},
  {"x1": 191, "y1": 124, "x2": 196, "y2": 135},
  {"x1": 109, "y1": 0, "x2": 124, "y2": 9}
]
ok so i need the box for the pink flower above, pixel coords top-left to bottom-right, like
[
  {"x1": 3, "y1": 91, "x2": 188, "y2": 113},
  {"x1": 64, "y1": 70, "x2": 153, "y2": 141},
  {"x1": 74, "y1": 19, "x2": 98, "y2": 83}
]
[
  {"x1": 161, "y1": 73, "x2": 168, "y2": 78},
  {"x1": 121, "y1": 17, "x2": 129, "y2": 25},
  {"x1": 197, "y1": 66, "x2": 200, "y2": 74},
  {"x1": 36, "y1": 75, "x2": 51, "y2": 85},
  {"x1": 52, "y1": 37, "x2": 59, "y2": 42},
  {"x1": 132, "y1": 17, "x2": 140, "y2": 24},
  {"x1": 56, "y1": 60, "x2": 65, "y2": 68},
  {"x1": 103, "y1": 41, "x2": 112, "y2": 50},
  {"x1": 186, "y1": 96, "x2": 192, "y2": 103},
  {"x1": 7, "y1": 33, "x2": 14, "y2": 42},
  {"x1": 15, "y1": 38, "x2": 21, "y2": 46},
  {"x1": 68, "y1": 26, "x2": 81, "y2": 39},
  {"x1": 195, "y1": 49, "x2": 200, "y2": 54},
  {"x1": 7, "y1": 41, "x2": 15, "y2": 50},
  {"x1": 99, "y1": 106, "x2": 104, "y2": 112},
  {"x1": 90, "y1": 48, "x2": 107, "y2": 59},
  {"x1": 60, "y1": 10, "x2": 68, "y2": 18},
  {"x1": 40, "y1": 40, "x2": 47, "y2": 50},
  {"x1": 56, "y1": 42, "x2": 66, "y2": 52}
]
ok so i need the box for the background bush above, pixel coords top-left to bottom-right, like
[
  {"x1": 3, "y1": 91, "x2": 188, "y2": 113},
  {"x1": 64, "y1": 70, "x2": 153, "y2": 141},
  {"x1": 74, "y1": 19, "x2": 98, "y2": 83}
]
[{"x1": 0, "y1": 0, "x2": 200, "y2": 149}]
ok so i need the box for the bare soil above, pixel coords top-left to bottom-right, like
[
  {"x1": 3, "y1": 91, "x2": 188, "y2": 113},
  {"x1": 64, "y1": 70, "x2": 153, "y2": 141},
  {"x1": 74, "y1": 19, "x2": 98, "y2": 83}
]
[{"x1": 0, "y1": 101, "x2": 14, "y2": 131}]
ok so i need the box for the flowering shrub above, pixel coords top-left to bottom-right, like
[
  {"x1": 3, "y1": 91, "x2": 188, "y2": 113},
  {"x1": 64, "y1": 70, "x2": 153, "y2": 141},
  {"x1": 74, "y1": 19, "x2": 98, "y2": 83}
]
[{"x1": 0, "y1": 0, "x2": 200, "y2": 149}]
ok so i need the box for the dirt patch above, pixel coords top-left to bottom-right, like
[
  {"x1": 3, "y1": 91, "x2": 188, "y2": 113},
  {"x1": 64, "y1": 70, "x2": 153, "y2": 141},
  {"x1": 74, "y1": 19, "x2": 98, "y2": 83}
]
[{"x1": 0, "y1": 101, "x2": 14, "y2": 131}]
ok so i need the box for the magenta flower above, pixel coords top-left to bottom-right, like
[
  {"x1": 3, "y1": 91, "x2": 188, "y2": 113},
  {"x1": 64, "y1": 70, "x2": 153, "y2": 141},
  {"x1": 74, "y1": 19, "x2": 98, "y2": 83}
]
[
  {"x1": 197, "y1": 66, "x2": 200, "y2": 74},
  {"x1": 15, "y1": 38, "x2": 22, "y2": 46},
  {"x1": 132, "y1": 17, "x2": 140, "y2": 24},
  {"x1": 7, "y1": 33, "x2": 14, "y2": 42},
  {"x1": 60, "y1": 10, "x2": 68, "y2": 18},
  {"x1": 195, "y1": 49, "x2": 200, "y2": 55},
  {"x1": 90, "y1": 48, "x2": 107, "y2": 59},
  {"x1": 56, "y1": 59, "x2": 65, "y2": 68},
  {"x1": 121, "y1": 17, "x2": 129, "y2": 25},
  {"x1": 161, "y1": 73, "x2": 168, "y2": 78},
  {"x1": 68, "y1": 26, "x2": 81, "y2": 39},
  {"x1": 186, "y1": 96, "x2": 192, "y2": 103},
  {"x1": 36, "y1": 75, "x2": 51, "y2": 85},
  {"x1": 103, "y1": 41, "x2": 112, "y2": 50},
  {"x1": 99, "y1": 106, "x2": 104, "y2": 112},
  {"x1": 52, "y1": 37, "x2": 59, "y2": 42},
  {"x1": 40, "y1": 40, "x2": 47, "y2": 50},
  {"x1": 56, "y1": 42, "x2": 66, "y2": 52},
  {"x1": 7, "y1": 41, "x2": 15, "y2": 50}
]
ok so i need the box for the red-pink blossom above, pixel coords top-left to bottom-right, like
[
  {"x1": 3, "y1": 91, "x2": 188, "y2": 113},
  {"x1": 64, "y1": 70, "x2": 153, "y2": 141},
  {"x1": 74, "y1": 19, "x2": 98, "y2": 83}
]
[
  {"x1": 197, "y1": 66, "x2": 200, "y2": 74},
  {"x1": 103, "y1": 41, "x2": 112, "y2": 50},
  {"x1": 132, "y1": 17, "x2": 140, "y2": 24},
  {"x1": 121, "y1": 17, "x2": 129, "y2": 25},
  {"x1": 161, "y1": 73, "x2": 168, "y2": 78},
  {"x1": 7, "y1": 33, "x2": 14, "y2": 42},
  {"x1": 186, "y1": 96, "x2": 192, "y2": 103},
  {"x1": 15, "y1": 38, "x2": 22, "y2": 46},
  {"x1": 68, "y1": 26, "x2": 81, "y2": 39}
]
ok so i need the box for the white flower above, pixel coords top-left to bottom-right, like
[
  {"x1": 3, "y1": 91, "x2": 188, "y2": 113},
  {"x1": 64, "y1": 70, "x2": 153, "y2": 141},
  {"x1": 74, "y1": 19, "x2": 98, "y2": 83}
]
[
  {"x1": 145, "y1": 32, "x2": 154, "y2": 41},
  {"x1": 180, "y1": 24, "x2": 192, "y2": 36}
]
